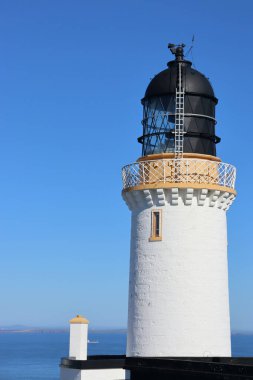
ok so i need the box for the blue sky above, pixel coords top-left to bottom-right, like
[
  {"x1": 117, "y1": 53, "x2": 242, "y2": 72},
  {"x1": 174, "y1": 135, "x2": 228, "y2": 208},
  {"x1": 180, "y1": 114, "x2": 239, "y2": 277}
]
[{"x1": 0, "y1": 0, "x2": 252, "y2": 330}]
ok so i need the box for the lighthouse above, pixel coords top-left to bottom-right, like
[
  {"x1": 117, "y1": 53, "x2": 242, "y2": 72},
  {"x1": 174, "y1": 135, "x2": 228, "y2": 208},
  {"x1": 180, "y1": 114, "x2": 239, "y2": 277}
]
[
  {"x1": 60, "y1": 43, "x2": 243, "y2": 380},
  {"x1": 122, "y1": 44, "x2": 236, "y2": 357}
]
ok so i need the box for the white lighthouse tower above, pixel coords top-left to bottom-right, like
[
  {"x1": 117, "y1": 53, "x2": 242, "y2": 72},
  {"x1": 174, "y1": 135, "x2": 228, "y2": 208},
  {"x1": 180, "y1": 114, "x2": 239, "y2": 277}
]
[{"x1": 122, "y1": 44, "x2": 236, "y2": 357}]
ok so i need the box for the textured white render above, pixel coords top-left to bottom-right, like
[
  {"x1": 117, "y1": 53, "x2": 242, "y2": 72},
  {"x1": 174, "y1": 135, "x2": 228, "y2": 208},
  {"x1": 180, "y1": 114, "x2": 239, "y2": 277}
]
[
  {"x1": 80, "y1": 369, "x2": 127, "y2": 380},
  {"x1": 123, "y1": 187, "x2": 235, "y2": 357},
  {"x1": 60, "y1": 368, "x2": 128, "y2": 380},
  {"x1": 69, "y1": 323, "x2": 88, "y2": 360}
]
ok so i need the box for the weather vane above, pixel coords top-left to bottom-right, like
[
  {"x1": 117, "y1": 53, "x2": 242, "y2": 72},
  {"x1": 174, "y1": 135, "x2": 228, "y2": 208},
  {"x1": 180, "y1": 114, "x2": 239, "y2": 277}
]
[{"x1": 168, "y1": 43, "x2": 186, "y2": 61}]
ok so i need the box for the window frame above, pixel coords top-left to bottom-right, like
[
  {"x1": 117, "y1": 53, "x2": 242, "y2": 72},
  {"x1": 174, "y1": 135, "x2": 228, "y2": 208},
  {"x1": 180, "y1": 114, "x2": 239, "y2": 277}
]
[{"x1": 149, "y1": 209, "x2": 162, "y2": 241}]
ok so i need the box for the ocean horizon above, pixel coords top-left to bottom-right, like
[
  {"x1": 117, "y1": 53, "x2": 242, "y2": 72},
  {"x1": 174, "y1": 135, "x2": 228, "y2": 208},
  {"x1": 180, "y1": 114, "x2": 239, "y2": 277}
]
[{"x1": 0, "y1": 331, "x2": 252, "y2": 380}]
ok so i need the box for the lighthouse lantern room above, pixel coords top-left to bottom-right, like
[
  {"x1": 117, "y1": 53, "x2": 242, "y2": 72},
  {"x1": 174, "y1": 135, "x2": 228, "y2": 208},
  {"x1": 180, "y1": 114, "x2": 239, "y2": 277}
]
[{"x1": 122, "y1": 43, "x2": 236, "y2": 357}]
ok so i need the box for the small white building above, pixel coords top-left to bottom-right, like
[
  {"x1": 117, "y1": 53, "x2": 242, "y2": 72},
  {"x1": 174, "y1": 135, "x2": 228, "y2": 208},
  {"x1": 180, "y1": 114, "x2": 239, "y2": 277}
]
[{"x1": 60, "y1": 315, "x2": 128, "y2": 380}]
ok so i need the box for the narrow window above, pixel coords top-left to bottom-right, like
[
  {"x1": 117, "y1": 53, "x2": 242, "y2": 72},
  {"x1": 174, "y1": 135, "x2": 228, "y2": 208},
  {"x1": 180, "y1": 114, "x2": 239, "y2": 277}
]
[
  {"x1": 150, "y1": 210, "x2": 162, "y2": 241},
  {"x1": 154, "y1": 211, "x2": 160, "y2": 237}
]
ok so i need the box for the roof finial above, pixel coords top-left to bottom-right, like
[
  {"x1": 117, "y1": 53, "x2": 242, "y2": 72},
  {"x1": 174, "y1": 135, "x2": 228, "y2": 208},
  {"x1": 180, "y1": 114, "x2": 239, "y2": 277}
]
[{"x1": 168, "y1": 43, "x2": 186, "y2": 62}]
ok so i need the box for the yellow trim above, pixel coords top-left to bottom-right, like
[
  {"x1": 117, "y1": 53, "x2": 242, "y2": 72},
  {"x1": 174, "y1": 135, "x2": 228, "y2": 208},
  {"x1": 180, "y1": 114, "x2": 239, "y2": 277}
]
[
  {"x1": 149, "y1": 236, "x2": 162, "y2": 242},
  {"x1": 138, "y1": 153, "x2": 221, "y2": 162},
  {"x1": 70, "y1": 315, "x2": 89, "y2": 324},
  {"x1": 123, "y1": 182, "x2": 237, "y2": 196}
]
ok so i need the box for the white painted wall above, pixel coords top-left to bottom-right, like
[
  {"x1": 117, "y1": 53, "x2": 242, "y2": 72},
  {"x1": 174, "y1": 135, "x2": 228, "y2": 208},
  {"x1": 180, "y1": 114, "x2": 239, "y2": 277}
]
[
  {"x1": 69, "y1": 324, "x2": 88, "y2": 360},
  {"x1": 80, "y1": 369, "x2": 127, "y2": 380},
  {"x1": 124, "y1": 188, "x2": 234, "y2": 357},
  {"x1": 60, "y1": 368, "x2": 127, "y2": 380}
]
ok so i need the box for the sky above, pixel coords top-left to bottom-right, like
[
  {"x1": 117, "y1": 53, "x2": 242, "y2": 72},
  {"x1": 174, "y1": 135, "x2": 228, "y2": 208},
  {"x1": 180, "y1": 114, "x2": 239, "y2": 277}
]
[{"x1": 0, "y1": 0, "x2": 252, "y2": 331}]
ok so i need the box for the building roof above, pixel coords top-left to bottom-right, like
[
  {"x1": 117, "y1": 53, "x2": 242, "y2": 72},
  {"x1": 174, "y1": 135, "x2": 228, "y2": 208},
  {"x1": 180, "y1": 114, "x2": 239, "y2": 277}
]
[
  {"x1": 70, "y1": 315, "x2": 89, "y2": 324},
  {"x1": 143, "y1": 59, "x2": 217, "y2": 104}
]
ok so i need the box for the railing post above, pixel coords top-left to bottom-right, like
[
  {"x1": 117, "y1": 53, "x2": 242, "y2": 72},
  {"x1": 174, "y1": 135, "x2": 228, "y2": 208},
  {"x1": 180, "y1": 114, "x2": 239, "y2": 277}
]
[
  {"x1": 163, "y1": 160, "x2": 166, "y2": 183},
  {"x1": 142, "y1": 163, "x2": 145, "y2": 185},
  {"x1": 233, "y1": 168, "x2": 236, "y2": 189}
]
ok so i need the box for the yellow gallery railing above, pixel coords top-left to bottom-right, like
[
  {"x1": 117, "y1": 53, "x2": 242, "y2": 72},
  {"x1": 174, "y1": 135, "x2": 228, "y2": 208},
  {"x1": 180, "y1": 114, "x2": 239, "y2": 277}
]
[{"x1": 122, "y1": 159, "x2": 236, "y2": 191}]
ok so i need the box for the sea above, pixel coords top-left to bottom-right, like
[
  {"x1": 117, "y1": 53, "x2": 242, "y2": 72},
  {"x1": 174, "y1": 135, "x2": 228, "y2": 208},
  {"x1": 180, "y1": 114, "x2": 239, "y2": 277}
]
[{"x1": 0, "y1": 332, "x2": 252, "y2": 380}]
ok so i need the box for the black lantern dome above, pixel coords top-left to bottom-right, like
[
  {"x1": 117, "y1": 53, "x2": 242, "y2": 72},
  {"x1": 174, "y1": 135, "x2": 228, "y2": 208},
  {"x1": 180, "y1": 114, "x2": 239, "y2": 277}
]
[{"x1": 138, "y1": 44, "x2": 220, "y2": 156}]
